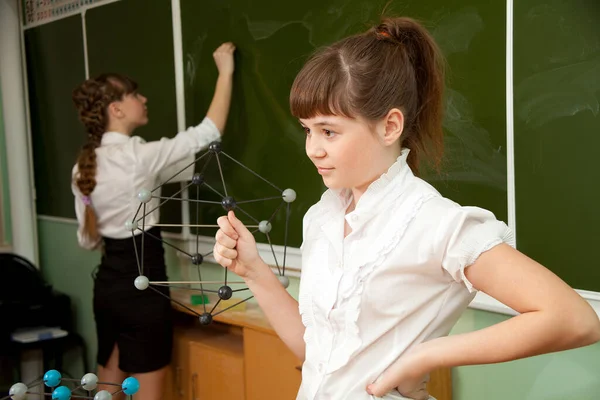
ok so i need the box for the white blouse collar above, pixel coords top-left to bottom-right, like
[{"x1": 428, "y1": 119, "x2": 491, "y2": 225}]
[
  {"x1": 320, "y1": 148, "x2": 412, "y2": 214},
  {"x1": 101, "y1": 131, "x2": 131, "y2": 146}
]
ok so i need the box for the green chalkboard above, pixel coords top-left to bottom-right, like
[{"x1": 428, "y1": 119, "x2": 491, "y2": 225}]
[
  {"x1": 26, "y1": 0, "x2": 507, "y2": 252},
  {"x1": 514, "y1": 0, "x2": 600, "y2": 291},
  {"x1": 25, "y1": 15, "x2": 86, "y2": 219},
  {"x1": 180, "y1": 0, "x2": 508, "y2": 248},
  {"x1": 85, "y1": 0, "x2": 183, "y2": 232},
  {"x1": 25, "y1": 0, "x2": 184, "y2": 232},
  {"x1": 24, "y1": 0, "x2": 600, "y2": 290}
]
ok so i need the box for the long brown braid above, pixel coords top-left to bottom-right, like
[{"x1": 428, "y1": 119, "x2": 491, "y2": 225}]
[{"x1": 72, "y1": 73, "x2": 138, "y2": 243}]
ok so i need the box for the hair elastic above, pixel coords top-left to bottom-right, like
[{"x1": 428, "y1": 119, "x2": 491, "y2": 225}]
[{"x1": 82, "y1": 195, "x2": 92, "y2": 206}]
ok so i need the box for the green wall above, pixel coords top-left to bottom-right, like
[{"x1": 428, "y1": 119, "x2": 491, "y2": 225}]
[
  {"x1": 451, "y1": 310, "x2": 600, "y2": 399},
  {"x1": 37, "y1": 218, "x2": 600, "y2": 399}
]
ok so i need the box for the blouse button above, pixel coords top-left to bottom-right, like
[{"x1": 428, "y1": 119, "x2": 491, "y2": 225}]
[
  {"x1": 318, "y1": 362, "x2": 324, "y2": 373},
  {"x1": 351, "y1": 214, "x2": 359, "y2": 222}
]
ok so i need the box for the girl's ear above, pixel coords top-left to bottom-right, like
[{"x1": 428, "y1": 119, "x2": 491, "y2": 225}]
[
  {"x1": 381, "y1": 108, "x2": 404, "y2": 146},
  {"x1": 107, "y1": 101, "x2": 123, "y2": 119}
]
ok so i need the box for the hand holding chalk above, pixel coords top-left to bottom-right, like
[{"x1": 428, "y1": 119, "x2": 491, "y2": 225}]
[{"x1": 213, "y1": 42, "x2": 236, "y2": 76}]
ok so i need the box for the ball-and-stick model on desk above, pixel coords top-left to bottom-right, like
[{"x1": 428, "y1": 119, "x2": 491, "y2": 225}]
[
  {"x1": 4, "y1": 369, "x2": 139, "y2": 400},
  {"x1": 126, "y1": 141, "x2": 295, "y2": 325}
]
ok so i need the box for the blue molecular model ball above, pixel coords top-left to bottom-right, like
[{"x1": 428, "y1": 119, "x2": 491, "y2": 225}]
[
  {"x1": 122, "y1": 377, "x2": 140, "y2": 395},
  {"x1": 44, "y1": 370, "x2": 62, "y2": 387},
  {"x1": 51, "y1": 386, "x2": 71, "y2": 400}
]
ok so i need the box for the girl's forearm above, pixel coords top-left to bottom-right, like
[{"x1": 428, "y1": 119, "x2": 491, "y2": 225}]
[
  {"x1": 246, "y1": 262, "x2": 306, "y2": 360},
  {"x1": 415, "y1": 310, "x2": 599, "y2": 375},
  {"x1": 206, "y1": 73, "x2": 233, "y2": 133}
]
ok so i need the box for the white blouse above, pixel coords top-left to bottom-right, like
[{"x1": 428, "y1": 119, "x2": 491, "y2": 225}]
[
  {"x1": 297, "y1": 149, "x2": 514, "y2": 400},
  {"x1": 71, "y1": 117, "x2": 220, "y2": 249}
]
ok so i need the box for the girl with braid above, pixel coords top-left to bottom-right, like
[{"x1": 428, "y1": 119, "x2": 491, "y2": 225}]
[{"x1": 71, "y1": 42, "x2": 236, "y2": 399}]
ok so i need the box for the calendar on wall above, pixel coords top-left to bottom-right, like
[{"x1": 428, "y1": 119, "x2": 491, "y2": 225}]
[{"x1": 23, "y1": 0, "x2": 115, "y2": 26}]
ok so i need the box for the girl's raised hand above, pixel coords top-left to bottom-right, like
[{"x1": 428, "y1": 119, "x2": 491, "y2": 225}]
[{"x1": 213, "y1": 42, "x2": 236, "y2": 76}]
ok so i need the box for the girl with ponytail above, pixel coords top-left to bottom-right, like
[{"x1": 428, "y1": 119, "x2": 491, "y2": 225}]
[
  {"x1": 72, "y1": 42, "x2": 236, "y2": 400},
  {"x1": 213, "y1": 17, "x2": 599, "y2": 400}
]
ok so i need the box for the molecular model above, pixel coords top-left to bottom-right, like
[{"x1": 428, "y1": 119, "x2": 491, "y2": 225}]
[
  {"x1": 3, "y1": 369, "x2": 139, "y2": 400},
  {"x1": 126, "y1": 141, "x2": 295, "y2": 325}
]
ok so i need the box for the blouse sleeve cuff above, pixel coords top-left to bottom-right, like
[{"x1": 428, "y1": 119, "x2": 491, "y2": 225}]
[
  {"x1": 456, "y1": 222, "x2": 515, "y2": 292},
  {"x1": 199, "y1": 117, "x2": 222, "y2": 143}
]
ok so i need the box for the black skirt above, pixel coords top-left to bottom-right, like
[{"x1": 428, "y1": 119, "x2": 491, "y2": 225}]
[{"x1": 93, "y1": 227, "x2": 173, "y2": 373}]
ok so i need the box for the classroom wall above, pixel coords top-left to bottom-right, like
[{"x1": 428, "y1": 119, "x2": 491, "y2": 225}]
[
  {"x1": 0, "y1": 83, "x2": 12, "y2": 245},
  {"x1": 37, "y1": 218, "x2": 600, "y2": 399}
]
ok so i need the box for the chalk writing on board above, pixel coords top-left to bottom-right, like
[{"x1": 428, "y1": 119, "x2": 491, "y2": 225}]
[
  {"x1": 185, "y1": 34, "x2": 207, "y2": 88},
  {"x1": 245, "y1": 19, "x2": 298, "y2": 41},
  {"x1": 516, "y1": 57, "x2": 600, "y2": 127},
  {"x1": 428, "y1": 89, "x2": 506, "y2": 191},
  {"x1": 432, "y1": 7, "x2": 484, "y2": 56},
  {"x1": 515, "y1": 2, "x2": 600, "y2": 127},
  {"x1": 243, "y1": 0, "x2": 386, "y2": 47},
  {"x1": 429, "y1": 9, "x2": 504, "y2": 190}
]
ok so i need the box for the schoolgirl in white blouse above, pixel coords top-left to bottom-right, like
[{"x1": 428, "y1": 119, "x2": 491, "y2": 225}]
[
  {"x1": 72, "y1": 43, "x2": 236, "y2": 400},
  {"x1": 213, "y1": 18, "x2": 600, "y2": 400}
]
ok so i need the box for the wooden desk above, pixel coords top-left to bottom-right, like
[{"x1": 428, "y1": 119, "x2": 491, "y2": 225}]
[
  {"x1": 166, "y1": 289, "x2": 452, "y2": 400},
  {"x1": 167, "y1": 289, "x2": 302, "y2": 400}
]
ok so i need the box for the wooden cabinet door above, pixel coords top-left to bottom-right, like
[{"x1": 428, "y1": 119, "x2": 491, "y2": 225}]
[
  {"x1": 428, "y1": 368, "x2": 452, "y2": 400},
  {"x1": 162, "y1": 364, "x2": 174, "y2": 400},
  {"x1": 171, "y1": 328, "x2": 193, "y2": 400},
  {"x1": 244, "y1": 328, "x2": 302, "y2": 400},
  {"x1": 189, "y1": 334, "x2": 245, "y2": 399},
  {"x1": 163, "y1": 329, "x2": 188, "y2": 400}
]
